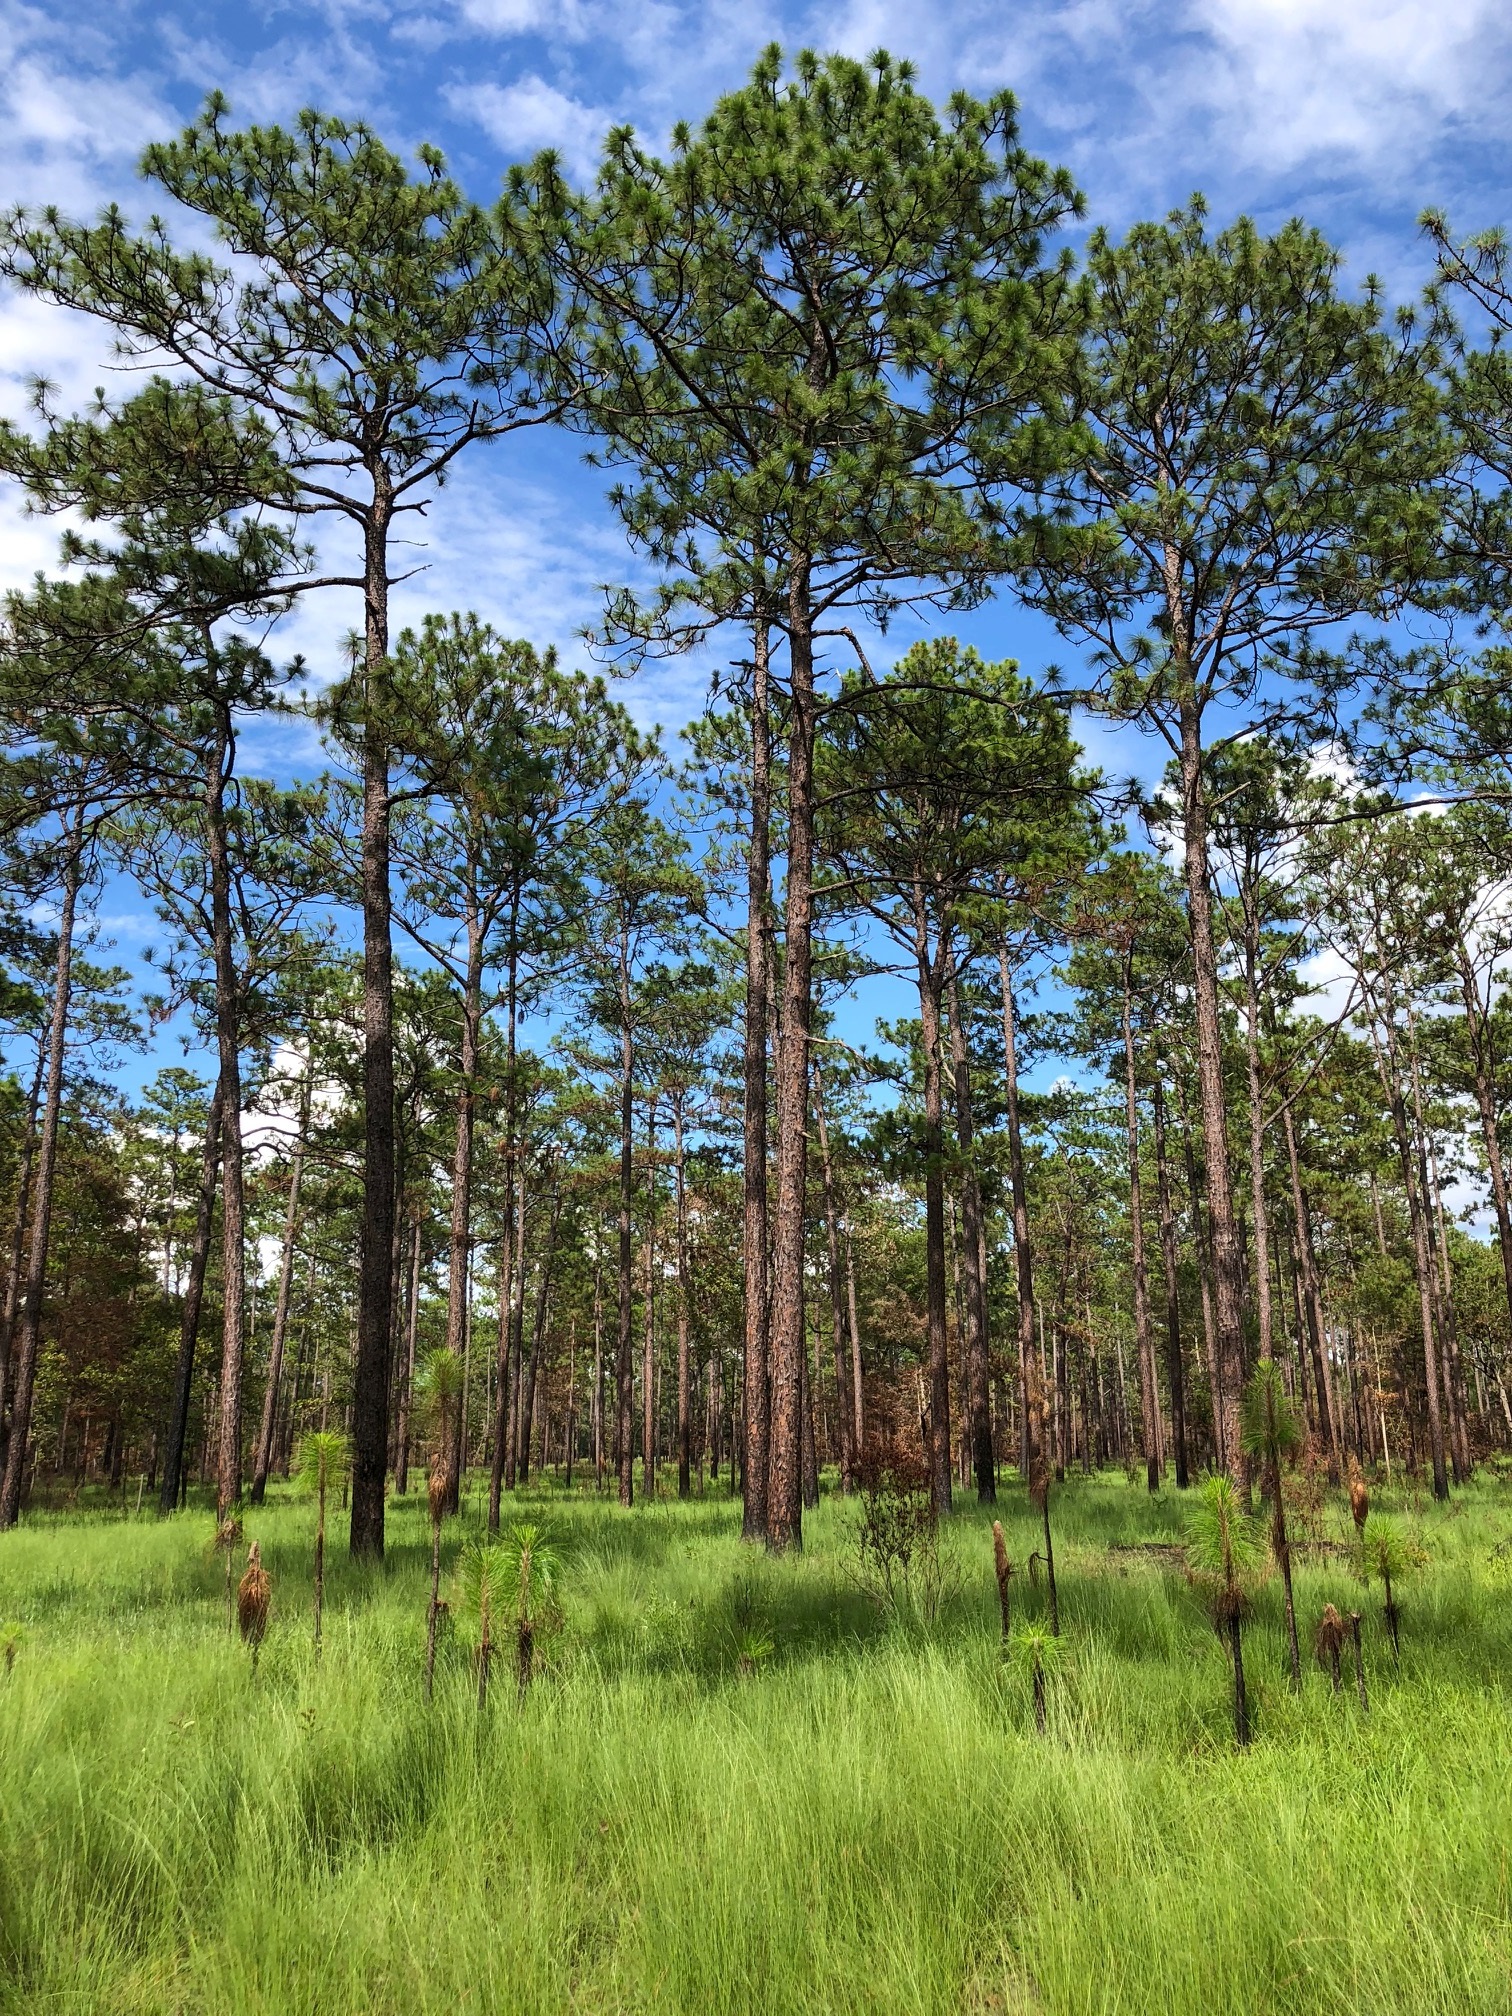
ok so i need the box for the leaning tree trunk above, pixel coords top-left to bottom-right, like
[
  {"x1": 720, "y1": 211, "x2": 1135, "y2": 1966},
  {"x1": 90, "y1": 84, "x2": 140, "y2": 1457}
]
[
  {"x1": 251, "y1": 1060, "x2": 311, "y2": 1504},
  {"x1": 1121, "y1": 948, "x2": 1160, "y2": 1492},
  {"x1": 946, "y1": 952, "x2": 994, "y2": 1501},
  {"x1": 0, "y1": 808, "x2": 83, "y2": 1529},
  {"x1": 742, "y1": 620, "x2": 772, "y2": 1539},
  {"x1": 768, "y1": 576, "x2": 818, "y2": 1552},
  {"x1": 350, "y1": 478, "x2": 397, "y2": 1560}
]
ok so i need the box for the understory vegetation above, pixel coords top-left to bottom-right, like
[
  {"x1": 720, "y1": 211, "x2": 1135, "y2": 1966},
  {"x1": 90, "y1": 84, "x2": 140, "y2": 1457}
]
[{"x1": 2, "y1": 1472, "x2": 1509, "y2": 2015}]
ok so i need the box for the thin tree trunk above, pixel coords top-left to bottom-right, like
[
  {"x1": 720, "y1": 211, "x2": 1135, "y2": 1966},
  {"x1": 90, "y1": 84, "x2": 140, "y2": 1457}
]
[
  {"x1": 1121, "y1": 948, "x2": 1161, "y2": 1492},
  {"x1": 518, "y1": 1182, "x2": 561, "y2": 1486},
  {"x1": 675, "y1": 1095, "x2": 693, "y2": 1499},
  {"x1": 396, "y1": 1213, "x2": 421, "y2": 1493},
  {"x1": 0, "y1": 806, "x2": 84, "y2": 1529},
  {"x1": 642, "y1": 1097, "x2": 658, "y2": 1500},
  {"x1": 1177, "y1": 697, "x2": 1247, "y2": 1476},
  {"x1": 616, "y1": 925, "x2": 636, "y2": 1508},
  {"x1": 912, "y1": 884, "x2": 952, "y2": 1517},
  {"x1": 1151, "y1": 1073, "x2": 1189, "y2": 1487},
  {"x1": 742, "y1": 620, "x2": 772, "y2": 1540},
  {"x1": 768, "y1": 581, "x2": 818, "y2": 1551},
  {"x1": 0, "y1": 1046, "x2": 44, "y2": 1453},
  {"x1": 998, "y1": 941, "x2": 1041, "y2": 1484},
  {"x1": 811, "y1": 1052, "x2": 855, "y2": 1491},
  {"x1": 1281, "y1": 1098, "x2": 1340, "y2": 1478},
  {"x1": 251, "y1": 1061, "x2": 311, "y2": 1505},
  {"x1": 203, "y1": 703, "x2": 247, "y2": 1518},
  {"x1": 351, "y1": 477, "x2": 396, "y2": 1558},
  {"x1": 946, "y1": 952, "x2": 994, "y2": 1502}
]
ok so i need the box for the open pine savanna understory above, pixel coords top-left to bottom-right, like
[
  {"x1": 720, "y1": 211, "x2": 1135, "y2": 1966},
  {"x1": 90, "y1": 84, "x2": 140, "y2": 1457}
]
[{"x1": 2, "y1": 34, "x2": 1512, "y2": 2016}]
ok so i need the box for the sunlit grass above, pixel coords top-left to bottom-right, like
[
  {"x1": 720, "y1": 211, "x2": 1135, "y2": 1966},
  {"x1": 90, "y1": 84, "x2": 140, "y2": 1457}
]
[{"x1": 1, "y1": 1466, "x2": 1509, "y2": 2012}]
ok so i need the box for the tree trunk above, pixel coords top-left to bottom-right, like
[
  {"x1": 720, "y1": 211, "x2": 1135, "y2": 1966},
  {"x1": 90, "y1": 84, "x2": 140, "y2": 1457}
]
[
  {"x1": 203, "y1": 703, "x2": 248, "y2": 1518},
  {"x1": 1373, "y1": 1001, "x2": 1448, "y2": 1499},
  {"x1": 0, "y1": 1045, "x2": 44, "y2": 1455},
  {"x1": 811, "y1": 1052, "x2": 855, "y2": 1490},
  {"x1": 251, "y1": 1060, "x2": 311, "y2": 1504},
  {"x1": 396, "y1": 1214, "x2": 421, "y2": 1493},
  {"x1": 912, "y1": 885, "x2": 952, "y2": 1517},
  {"x1": 351, "y1": 479, "x2": 396, "y2": 1558},
  {"x1": 1151, "y1": 1073, "x2": 1189, "y2": 1487},
  {"x1": 1121, "y1": 948, "x2": 1161, "y2": 1491},
  {"x1": 489, "y1": 942, "x2": 522, "y2": 1526},
  {"x1": 997, "y1": 941, "x2": 1040, "y2": 1483},
  {"x1": 768, "y1": 581, "x2": 817, "y2": 1551},
  {"x1": 447, "y1": 878, "x2": 483, "y2": 1488},
  {"x1": 1458, "y1": 943, "x2": 1512, "y2": 1345},
  {"x1": 518, "y1": 1182, "x2": 561, "y2": 1486},
  {"x1": 1280, "y1": 1098, "x2": 1340, "y2": 1478},
  {"x1": 642, "y1": 1097, "x2": 658, "y2": 1500},
  {"x1": 946, "y1": 953, "x2": 994, "y2": 1501},
  {"x1": 742, "y1": 621, "x2": 772, "y2": 1540},
  {"x1": 1178, "y1": 697, "x2": 1247, "y2": 1476},
  {"x1": 0, "y1": 808, "x2": 83, "y2": 1529},
  {"x1": 1241, "y1": 902, "x2": 1276, "y2": 1370},
  {"x1": 675, "y1": 1096, "x2": 693, "y2": 1499},
  {"x1": 616, "y1": 928, "x2": 636, "y2": 1508}
]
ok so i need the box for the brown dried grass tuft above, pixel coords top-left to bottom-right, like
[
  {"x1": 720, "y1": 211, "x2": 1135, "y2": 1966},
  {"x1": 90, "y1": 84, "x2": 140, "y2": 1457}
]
[{"x1": 237, "y1": 1541, "x2": 272, "y2": 1662}]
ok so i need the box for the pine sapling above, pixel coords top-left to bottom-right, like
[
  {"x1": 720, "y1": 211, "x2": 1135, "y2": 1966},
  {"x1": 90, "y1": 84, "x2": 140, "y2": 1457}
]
[
  {"x1": 237, "y1": 1540, "x2": 272, "y2": 1668},
  {"x1": 296, "y1": 1431, "x2": 349, "y2": 1662},
  {"x1": 1185, "y1": 1474, "x2": 1262, "y2": 1748},
  {"x1": 503, "y1": 1522, "x2": 560, "y2": 1703},
  {"x1": 1012, "y1": 1621, "x2": 1064, "y2": 1736}
]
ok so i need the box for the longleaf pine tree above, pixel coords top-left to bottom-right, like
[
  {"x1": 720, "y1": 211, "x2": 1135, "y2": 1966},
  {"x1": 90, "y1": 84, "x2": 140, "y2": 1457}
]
[{"x1": 511, "y1": 46, "x2": 1083, "y2": 1545}]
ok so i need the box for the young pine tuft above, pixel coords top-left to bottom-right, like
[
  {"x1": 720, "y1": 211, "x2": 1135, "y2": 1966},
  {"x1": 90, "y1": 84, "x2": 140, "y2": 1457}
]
[{"x1": 237, "y1": 1540, "x2": 272, "y2": 1667}]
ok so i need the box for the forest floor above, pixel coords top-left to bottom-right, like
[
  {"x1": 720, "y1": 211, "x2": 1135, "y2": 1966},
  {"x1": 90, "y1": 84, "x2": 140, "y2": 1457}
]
[{"x1": 1, "y1": 1464, "x2": 1509, "y2": 2014}]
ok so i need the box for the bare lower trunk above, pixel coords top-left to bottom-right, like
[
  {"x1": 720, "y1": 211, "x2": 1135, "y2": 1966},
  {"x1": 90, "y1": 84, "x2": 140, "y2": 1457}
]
[
  {"x1": 1281, "y1": 1099, "x2": 1339, "y2": 1477},
  {"x1": 351, "y1": 484, "x2": 396, "y2": 1559},
  {"x1": 812, "y1": 1054, "x2": 855, "y2": 1490},
  {"x1": 0, "y1": 814, "x2": 83, "y2": 1529},
  {"x1": 616, "y1": 974, "x2": 636, "y2": 1508},
  {"x1": 1121, "y1": 950, "x2": 1160, "y2": 1492},
  {"x1": 1373, "y1": 1001, "x2": 1448, "y2": 1499},
  {"x1": 913, "y1": 889, "x2": 952, "y2": 1517},
  {"x1": 642, "y1": 1099, "x2": 658, "y2": 1500},
  {"x1": 675, "y1": 1098, "x2": 692, "y2": 1499},
  {"x1": 998, "y1": 942, "x2": 1039, "y2": 1483},
  {"x1": 1460, "y1": 946, "x2": 1512, "y2": 1344},
  {"x1": 1179, "y1": 704, "x2": 1247, "y2": 1477},
  {"x1": 0, "y1": 1047, "x2": 44, "y2": 1454},
  {"x1": 396, "y1": 1215, "x2": 421, "y2": 1493},
  {"x1": 1151, "y1": 1074, "x2": 1188, "y2": 1487},
  {"x1": 947, "y1": 953, "x2": 994, "y2": 1502},
  {"x1": 518, "y1": 1183, "x2": 561, "y2": 1487},
  {"x1": 158, "y1": 1083, "x2": 223, "y2": 1514},
  {"x1": 742, "y1": 621, "x2": 772, "y2": 1539},
  {"x1": 768, "y1": 581, "x2": 817, "y2": 1552}
]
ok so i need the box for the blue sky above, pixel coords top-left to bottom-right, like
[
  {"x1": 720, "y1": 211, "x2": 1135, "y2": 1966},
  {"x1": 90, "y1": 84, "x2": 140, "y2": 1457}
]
[{"x1": 0, "y1": 0, "x2": 1509, "y2": 1101}]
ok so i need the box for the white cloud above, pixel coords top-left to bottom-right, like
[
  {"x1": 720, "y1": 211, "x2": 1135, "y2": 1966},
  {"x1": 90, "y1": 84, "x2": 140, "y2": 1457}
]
[{"x1": 444, "y1": 71, "x2": 608, "y2": 172}]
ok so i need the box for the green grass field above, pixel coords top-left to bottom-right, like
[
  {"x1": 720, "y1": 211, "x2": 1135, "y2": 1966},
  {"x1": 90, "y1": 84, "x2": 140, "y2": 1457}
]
[{"x1": 1, "y1": 1468, "x2": 1509, "y2": 2014}]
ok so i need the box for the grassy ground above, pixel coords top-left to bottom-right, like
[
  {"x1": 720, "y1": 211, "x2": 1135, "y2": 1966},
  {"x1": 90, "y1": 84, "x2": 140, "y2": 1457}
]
[{"x1": 1, "y1": 1463, "x2": 1509, "y2": 2014}]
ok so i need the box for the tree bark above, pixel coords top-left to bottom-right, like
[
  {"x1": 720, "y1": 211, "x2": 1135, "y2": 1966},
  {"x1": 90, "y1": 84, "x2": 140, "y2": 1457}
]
[
  {"x1": 0, "y1": 808, "x2": 83, "y2": 1529},
  {"x1": 768, "y1": 583, "x2": 817, "y2": 1551},
  {"x1": 1177, "y1": 699, "x2": 1248, "y2": 1477},
  {"x1": 1280, "y1": 1098, "x2": 1340, "y2": 1478},
  {"x1": 642, "y1": 1098, "x2": 658, "y2": 1499},
  {"x1": 160, "y1": 1085, "x2": 223, "y2": 1514},
  {"x1": 446, "y1": 873, "x2": 483, "y2": 1486},
  {"x1": 350, "y1": 476, "x2": 396, "y2": 1558},
  {"x1": 396, "y1": 1213, "x2": 421, "y2": 1493},
  {"x1": 0, "y1": 1045, "x2": 44, "y2": 1456},
  {"x1": 946, "y1": 952, "x2": 994, "y2": 1501},
  {"x1": 997, "y1": 941, "x2": 1040, "y2": 1483},
  {"x1": 1120, "y1": 948, "x2": 1160, "y2": 1492},
  {"x1": 517, "y1": 1181, "x2": 561, "y2": 1486},
  {"x1": 811, "y1": 1053, "x2": 855, "y2": 1491},
  {"x1": 1151, "y1": 1073, "x2": 1189, "y2": 1487},
  {"x1": 912, "y1": 882, "x2": 952, "y2": 1516},
  {"x1": 742, "y1": 621, "x2": 772, "y2": 1539},
  {"x1": 616, "y1": 921, "x2": 636, "y2": 1508},
  {"x1": 675, "y1": 1095, "x2": 693, "y2": 1499}
]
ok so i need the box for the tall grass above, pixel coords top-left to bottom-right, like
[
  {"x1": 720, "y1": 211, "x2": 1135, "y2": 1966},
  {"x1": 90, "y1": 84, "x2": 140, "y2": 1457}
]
[{"x1": 1, "y1": 1470, "x2": 1508, "y2": 2013}]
